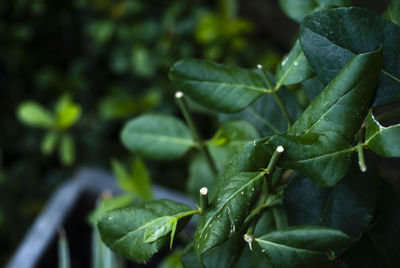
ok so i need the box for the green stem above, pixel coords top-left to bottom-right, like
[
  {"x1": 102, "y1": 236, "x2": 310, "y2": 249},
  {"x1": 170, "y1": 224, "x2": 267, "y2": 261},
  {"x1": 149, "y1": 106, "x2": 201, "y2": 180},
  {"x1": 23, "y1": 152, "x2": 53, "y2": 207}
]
[
  {"x1": 257, "y1": 64, "x2": 293, "y2": 127},
  {"x1": 357, "y1": 142, "x2": 367, "y2": 172},
  {"x1": 176, "y1": 209, "x2": 201, "y2": 220},
  {"x1": 272, "y1": 92, "x2": 293, "y2": 127},
  {"x1": 175, "y1": 92, "x2": 218, "y2": 175},
  {"x1": 199, "y1": 187, "x2": 209, "y2": 215}
]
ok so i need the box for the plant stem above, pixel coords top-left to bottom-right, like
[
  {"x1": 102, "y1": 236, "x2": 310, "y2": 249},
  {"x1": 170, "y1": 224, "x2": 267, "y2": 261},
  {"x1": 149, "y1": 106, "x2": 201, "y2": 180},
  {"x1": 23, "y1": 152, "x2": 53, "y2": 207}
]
[
  {"x1": 245, "y1": 146, "x2": 284, "y2": 236},
  {"x1": 175, "y1": 92, "x2": 218, "y2": 175},
  {"x1": 357, "y1": 142, "x2": 367, "y2": 172},
  {"x1": 199, "y1": 187, "x2": 209, "y2": 215},
  {"x1": 257, "y1": 65, "x2": 293, "y2": 127}
]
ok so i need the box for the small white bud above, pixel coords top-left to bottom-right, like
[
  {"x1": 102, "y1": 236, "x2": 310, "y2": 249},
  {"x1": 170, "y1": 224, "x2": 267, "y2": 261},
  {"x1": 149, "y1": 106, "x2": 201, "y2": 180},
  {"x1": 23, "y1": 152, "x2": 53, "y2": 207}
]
[
  {"x1": 360, "y1": 165, "x2": 367, "y2": 172},
  {"x1": 257, "y1": 64, "x2": 263, "y2": 70},
  {"x1": 200, "y1": 187, "x2": 208, "y2": 196},
  {"x1": 175, "y1": 91, "x2": 184, "y2": 98},
  {"x1": 276, "y1": 146, "x2": 284, "y2": 153}
]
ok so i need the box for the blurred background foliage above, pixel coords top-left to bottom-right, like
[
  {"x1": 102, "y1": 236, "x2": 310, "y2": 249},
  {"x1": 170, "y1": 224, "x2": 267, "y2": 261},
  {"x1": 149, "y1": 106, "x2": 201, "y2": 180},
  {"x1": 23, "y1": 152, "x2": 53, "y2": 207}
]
[{"x1": 0, "y1": 0, "x2": 285, "y2": 264}]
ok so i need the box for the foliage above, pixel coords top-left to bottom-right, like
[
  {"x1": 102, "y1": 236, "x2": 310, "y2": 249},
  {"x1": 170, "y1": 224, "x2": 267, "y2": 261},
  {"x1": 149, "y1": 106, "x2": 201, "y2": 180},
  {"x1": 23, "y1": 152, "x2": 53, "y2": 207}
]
[{"x1": 98, "y1": 1, "x2": 400, "y2": 268}]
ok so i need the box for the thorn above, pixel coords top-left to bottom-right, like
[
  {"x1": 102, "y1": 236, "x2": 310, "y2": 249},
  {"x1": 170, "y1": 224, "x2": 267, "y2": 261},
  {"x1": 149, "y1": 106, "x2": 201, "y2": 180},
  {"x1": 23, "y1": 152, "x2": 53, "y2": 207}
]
[{"x1": 243, "y1": 234, "x2": 254, "y2": 251}]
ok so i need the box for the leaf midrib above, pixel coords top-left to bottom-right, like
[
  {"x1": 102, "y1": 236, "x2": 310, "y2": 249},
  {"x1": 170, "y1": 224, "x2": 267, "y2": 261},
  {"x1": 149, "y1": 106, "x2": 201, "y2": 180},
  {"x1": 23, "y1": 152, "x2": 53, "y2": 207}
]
[
  {"x1": 256, "y1": 238, "x2": 324, "y2": 255},
  {"x1": 175, "y1": 79, "x2": 268, "y2": 94},
  {"x1": 303, "y1": 27, "x2": 400, "y2": 82},
  {"x1": 276, "y1": 51, "x2": 305, "y2": 88},
  {"x1": 133, "y1": 132, "x2": 195, "y2": 147},
  {"x1": 197, "y1": 172, "x2": 264, "y2": 246},
  {"x1": 293, "y1": 147, "x2": 355, "y2": 163}
]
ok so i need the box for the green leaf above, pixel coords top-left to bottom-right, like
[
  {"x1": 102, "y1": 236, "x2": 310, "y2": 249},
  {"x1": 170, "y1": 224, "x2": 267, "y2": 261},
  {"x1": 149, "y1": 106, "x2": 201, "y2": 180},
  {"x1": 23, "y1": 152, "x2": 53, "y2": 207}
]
[
  {"x1": 88, "y1": 194, "x2": 135, "y2": 226},
  {"x1": 300, "y1": 7, "x2": 400, "y2": 107},
  {"x1": 194, "y1": 171, "x2": 264, "y2": 259},
  {"x1": 219, "y1": 88, "x2": 303, "y2": 136},
  {"x1": 169, "y1": 58, "x2": 268, "y2": 113},
  {"x1": 41, "y1": 131, "x2": 59, "y2": 155},
  {"x1": 265, "y1": 132, "x2": 355, "y2": 188},
  {"x1": 17, "y1": 101, "x2": 55, "y2": 128},
  {"x1": 275, "y1": 40, "x2": 313, "y2": 88},
  {"x1": 256, "y1": 226, "x2": 354, "y2": 268},
  {"x1": 284, "y1": 166, "x2": 379, "y2": 237},
  {"x1": 288, "y1": 49, "x2": 382, "y2": 140},
  {"x1": 144, "y1": 216, "x2": 176, "y2": 243},
  {"x1": 365, "y1": 111, "x2": 400, "y2": 157},
  {"x1": 59, "y1": 134, "x2": 75, "y2": 166},
  {"x1": 98, "y1": 199, "x2": 194, "y2": 264},
  {"x1": 121, "y1": 114, "x2": 194, "y2": 160},
  {"x1": 55, "y1": 95, "x2": 82, "y2": 129},
  {"x1": 383, "y1": 0, "x2": 400, "y2": 26},
  {"x1": 210, "y1": 120, "x2": 260, "y2": 146},
  {"x1": 111, "y1": 158, "x2": 153, "y2": 201},
  {"x1": 159, "y1": 251, "x2": 183, "y2": 268},
  {"x1": 278, "y1": 0, "x2": 351, "y2": 23}
]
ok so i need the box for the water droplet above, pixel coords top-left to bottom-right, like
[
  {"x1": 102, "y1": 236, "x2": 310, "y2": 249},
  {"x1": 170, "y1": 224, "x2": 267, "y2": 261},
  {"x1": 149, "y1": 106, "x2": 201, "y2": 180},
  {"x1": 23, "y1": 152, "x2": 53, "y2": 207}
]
[
  {"x1": 241, "y1": 191, "x2": 244, "y2": 195},
  {"x1": 281, "y1": 56, "x2": 289, "y2": 66},
  {"x1": 294, "y1": 61, "x2": 298, "y2": 66}
]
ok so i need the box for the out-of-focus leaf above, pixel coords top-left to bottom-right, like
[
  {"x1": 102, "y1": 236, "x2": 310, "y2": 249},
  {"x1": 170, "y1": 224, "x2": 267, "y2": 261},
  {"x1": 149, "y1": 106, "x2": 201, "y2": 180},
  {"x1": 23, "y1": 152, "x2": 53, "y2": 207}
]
[
  {"x1": 121, "y1": 114, "x2": 194, "y2": 160},
  {"x1": 383, "y1": 0, "x2": 400, "y2": 26},
  {"x1": 59, "y1": 134, "x2": 75, "y2": 166},
  {"x1": 365, "y1": 111, "x2": 400, "y2": 157},
  {"x1": 169, "y1": 59, "x2": 268, "y2": 113},
  {"x1": 98, "y1": 199, "x2": 194, "y2": 264},
  {"x1": 159, "y1": 251, "x2": 183, "y2": 268},
  {"x1": 256, "y1": 226, "x2": 354, "y2": 268},
  {"x1": 41, "y1": 131, "x2": 59, "y2": 155},
  {"x1": 55, "y1": 95, "x2": 82, "y2": 130},
  {"x1": 300, "y1": 7, "x2": 400, "y2": 106},
  {"x1": 275, "y1": 40, "x2": 313, "y2": 88},
  {"x1": 111, "y1": 158, "x2": 153, "y2": 201},
  {"x1": 278, "y1": 0, "x2": 351, "y2": 23},
  {"x1": 131, "y1": 45, "x2": 155, "y2": 78},
  {"x1": 58, "y1": 231, "x2": 71, "y2": 268},
  {"x1": 17, "y1": 101, "x2": 55, "y2": 128}
]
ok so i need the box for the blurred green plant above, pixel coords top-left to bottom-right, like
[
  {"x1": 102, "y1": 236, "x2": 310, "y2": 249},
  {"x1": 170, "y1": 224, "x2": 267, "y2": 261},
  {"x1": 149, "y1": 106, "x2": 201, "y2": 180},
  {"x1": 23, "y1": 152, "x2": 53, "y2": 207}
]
[{"x1": 17, "y1": 95, "x2": 81, "y2": 166}]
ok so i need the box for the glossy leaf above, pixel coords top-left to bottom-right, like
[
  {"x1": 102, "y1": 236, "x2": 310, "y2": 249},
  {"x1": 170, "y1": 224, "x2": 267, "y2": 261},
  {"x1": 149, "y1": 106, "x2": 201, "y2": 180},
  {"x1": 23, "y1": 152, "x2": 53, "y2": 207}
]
[
  {"x1": 169, "y1": 58, "x2": 268, "y2": 113},
  {"x1": 275, "y1": 40, "x2": 313, "y2": 88},
  {"x1": 288, "y1": 49, "x2": 382, "y2": 140},
  {"x1": 300, "y1": 7, "x2": 400, "y2": 106},
  {"x1": 284, "y1": 167, "x2": 379, "y2": 237},
  {"x1": 383, "y1": 0, "x2": 400, "y2": 26},
  {"x1": 194, "y1": 172, "x2": 265, "y2": 260},
  {"x1": 365, "y1": 111, "x2": 400, "y2": 157},
  {"x1": 256, "y1": 226, "x2": 354, "y2": 268},
  {"x1": 278, "y1": 0, "x2": 350, "y2": 23},
  {"x1": 264, "y1": 132, "x2": 355, "y2": 188},
  {"x1": 144, "y1": 216, "x2": 176, "y2": 243},
  {"x1": 210, "y1": 120, "x2": 259, "y2": 146},
  {"x1": 17, "y1": 101, "x2": 55, "y2": 128},
  {"x1": 121, "y1": 114, "x2": 194, "y2": 160},
  {"x1": 98, "y1": 199, "x2": 193, "y2": 264}
]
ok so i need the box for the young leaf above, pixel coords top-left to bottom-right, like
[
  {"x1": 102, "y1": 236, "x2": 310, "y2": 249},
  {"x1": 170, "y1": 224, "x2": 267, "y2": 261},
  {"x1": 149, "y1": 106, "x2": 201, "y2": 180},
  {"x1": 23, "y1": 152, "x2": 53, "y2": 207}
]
[
  {"x1": 256, "y1": 226, "x2": 354, "y2": 268},
  {"x1": 55, "y1": 95, "x2": 82, "y2": 130},
  {"x1": 278, "y1": 0, "x2": 350, "y2": 23},
  {"x1": 144, "y1": 216, "x2": 176, "y2": 243},
  {"x1": 121, "y1": 114, "x2": 194, "y2": 160},
  {"x1": 41, "y1": 131, "x2": 59, "y2": 155},
  {"x1": 264, "y1": 132, "x2": 355, "y2": 188},
  {"x1": 98, "y1": 199, "x2": 194, "y2": 264},
  {"x1": 17, "y1": 101, "x2": 55, "y2": 128},
  {"x1": 275, "y1": 39, "x2": 313, "y2": 88},
  {"x1": 169, "y1": 58, "x2": 268, "y2": 113},
  {"x1": 210, "y1": 120, "x2": 260, "y2": 146},
  {"x1": 383, "y1": 0, "x2": 400, "y2": 26},
  {"x1": 284, "y1": 167, "x2": 379, "y2": 237},
  {"x1": 300, "y1": 7, "x2": 400, "y2": 107},
  {"x1": 288, "y1": 49, "x2": 382, "y2": 140},
  {"x1": 194, "y1": 172, "x2": 264, "y2": 259},
  {"x1": 59, "y1": 134, "x2": 75, "y2": 166},
  {"x1": 365, "y1": 111, "x2": 400, "y2": 157}
]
